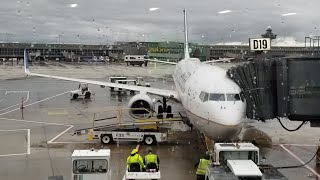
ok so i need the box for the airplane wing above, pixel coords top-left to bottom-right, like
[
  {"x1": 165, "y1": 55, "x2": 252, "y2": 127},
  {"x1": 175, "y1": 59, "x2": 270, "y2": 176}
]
[
  {"x1": 23, "y1": 50, "x2": 179, "y2": 101},
  {"x1": 145, "y1": 59, "x2": 177, "y2": 65},
  {"x1": 203, "y1": 59, "x2": 233, "y2": 64}
]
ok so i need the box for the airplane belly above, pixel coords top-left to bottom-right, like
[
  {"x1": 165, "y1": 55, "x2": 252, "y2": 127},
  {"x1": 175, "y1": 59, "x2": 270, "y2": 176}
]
[{"x1": 186, "y1": 111, "x2": 242, "y2": 141}]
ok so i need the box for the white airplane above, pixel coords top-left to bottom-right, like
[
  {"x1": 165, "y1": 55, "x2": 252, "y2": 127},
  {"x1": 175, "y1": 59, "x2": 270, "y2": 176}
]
[{"x1": 23, "y1": 9, "x2": 246, "y2": 141}]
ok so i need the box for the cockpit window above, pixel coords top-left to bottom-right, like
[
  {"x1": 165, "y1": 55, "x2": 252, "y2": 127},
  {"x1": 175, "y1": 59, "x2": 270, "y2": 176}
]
[
  {"x1": 209, "y1": 93, "x2": 225, "y2": 101},
  {"x1": 226, "y1": 94, "x2": 241, "y2": 101},
  {"x1": 199, "y1": 91, "x2": 209, "y2": 102},
  {"x1": 200, "y1": 92, "x2": 227, "y2": 102}
]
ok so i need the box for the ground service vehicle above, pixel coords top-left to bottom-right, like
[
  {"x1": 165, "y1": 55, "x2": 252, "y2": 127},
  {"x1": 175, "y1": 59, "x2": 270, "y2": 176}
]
[
  {"x1": 74, "y1": 110, "x2": 190, "y2": 145},
  {"x1": 96, "y1": 130, "x2": 167, "y2": 145},
  {"x1": 70, "y1": 83, "x2": 92, "y2": 99},
  {"x1": 122, "y1": 167, "x2": 160, "y2": 180},
  {"x1": 124, "y1": 55, "x2": 146, "y2": 66},
  {"x1": 108, "y1": 76, "x2": 150, "y2": 93},
  {"x1": 205, "y1": 143, "x2": 287, "y2": 180},
  {"x1": 71, "y1": 149, "x2": 111, "y2": 180}
]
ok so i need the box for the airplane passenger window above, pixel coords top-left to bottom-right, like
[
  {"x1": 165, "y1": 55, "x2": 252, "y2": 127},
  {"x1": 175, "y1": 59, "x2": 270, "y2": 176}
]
[
  {"x1": 226, "y1": 94, "x2": 241, "y2": 101},
  {"x1": 209, "y1": 94, "x2": 225, "y2": 101}
]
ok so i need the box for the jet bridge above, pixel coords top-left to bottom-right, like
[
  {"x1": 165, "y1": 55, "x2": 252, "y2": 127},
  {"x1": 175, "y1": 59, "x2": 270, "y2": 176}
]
[{"x1": 227, "y1": 57, "x2": 320, "y2": 127}]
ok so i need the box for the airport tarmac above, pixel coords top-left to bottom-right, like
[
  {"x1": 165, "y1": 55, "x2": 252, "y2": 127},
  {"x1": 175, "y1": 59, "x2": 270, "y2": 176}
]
[{"x1": 0, "y1": 62, "x2": 320, "y2": 180}]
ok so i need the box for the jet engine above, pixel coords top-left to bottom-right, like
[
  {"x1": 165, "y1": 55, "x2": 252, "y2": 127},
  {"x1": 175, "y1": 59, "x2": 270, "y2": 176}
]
[{"x1": 128, "y1": 93, "x2": 154, "y2": 119}]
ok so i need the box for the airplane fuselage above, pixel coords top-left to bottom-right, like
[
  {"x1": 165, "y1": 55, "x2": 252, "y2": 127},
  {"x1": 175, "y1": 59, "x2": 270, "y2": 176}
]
[{"x1": 172, "y1": 58, "x2": 246, "y2": 141}]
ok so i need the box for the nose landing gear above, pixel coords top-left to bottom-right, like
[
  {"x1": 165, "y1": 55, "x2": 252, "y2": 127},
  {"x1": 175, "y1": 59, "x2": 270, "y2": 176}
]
[{"x1": 157, "y1": 97, "x2": 173, "y2": 119}]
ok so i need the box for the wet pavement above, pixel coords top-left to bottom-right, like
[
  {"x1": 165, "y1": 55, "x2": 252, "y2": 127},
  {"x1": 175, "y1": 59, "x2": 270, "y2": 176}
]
[{"x1": 0, "y1": 62, "x2": 319, "y2": 180}]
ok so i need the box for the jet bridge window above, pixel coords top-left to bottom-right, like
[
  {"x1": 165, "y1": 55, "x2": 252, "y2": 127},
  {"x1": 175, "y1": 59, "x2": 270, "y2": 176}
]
[
  {"x1": 199, "y1": 91, "x2": 209, "y2": 102},
  {"x1": 73, "y1": 159, "x2": 108, "y2": 174},
  {"x1": 226, "y1": 94, "x2": 241, "y2": 101},
  {"x1": 209, "y1": 93, "x2": 225, "y2": 101}
]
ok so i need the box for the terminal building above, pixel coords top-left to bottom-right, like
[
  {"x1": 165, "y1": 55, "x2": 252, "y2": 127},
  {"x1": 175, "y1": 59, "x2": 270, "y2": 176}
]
[
  {"x1": 116, "y1": 41, "x2": 318, "y2": 61},
  {"x1": 115, "y1": 28, "x2": 320, "y2": 61},
  {"x1": 0, "y1": 42, "x2": 318, "y2": 63},
  {"x1": 0, "y1": 43, "x2": 123, "y2": 62},
  {"x1": 1, "y1": 28, "x2": 320, "y2": 63}
]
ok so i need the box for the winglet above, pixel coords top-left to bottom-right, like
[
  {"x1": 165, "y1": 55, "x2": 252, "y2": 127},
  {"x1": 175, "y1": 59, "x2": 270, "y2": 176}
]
[
  {"x1": 183, "y1": 9, "x2": 190, "y2": 59},
  {"x1": 23, "y1": 49, "x2": 30, "y2": 75}
]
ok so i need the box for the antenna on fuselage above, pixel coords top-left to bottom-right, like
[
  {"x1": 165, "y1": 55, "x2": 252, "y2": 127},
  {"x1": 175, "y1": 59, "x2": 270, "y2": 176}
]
[{"x1": 183, "y1": 8, "x2": 190, "y2": 59}]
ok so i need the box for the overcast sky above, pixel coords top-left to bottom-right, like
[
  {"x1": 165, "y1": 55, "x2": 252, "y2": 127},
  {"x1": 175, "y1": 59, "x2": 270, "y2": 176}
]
[{"x1": 0, "y1": 0, "x2": 319, "y2": 46}]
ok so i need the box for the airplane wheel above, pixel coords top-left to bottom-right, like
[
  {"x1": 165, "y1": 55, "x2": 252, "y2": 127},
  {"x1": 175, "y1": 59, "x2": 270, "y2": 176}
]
[
  {"x1": 157, "y1": 105, "x2": 163, "y2": 119},
  {"x1": 144, "y1": 135, "x2": 156, "y2": 145},
  {"x1": 84, "y1": 92, "x2": 91, "y2": 99},
  {"x1": 72, "y1": 94, "x2": 78, "y2": 99},
  {"x1": 101, "y1": 134, "x2": 113, "y2": 144},
  {"x1": 166, "y1": 105, "x2": 173, "y2": 118}
]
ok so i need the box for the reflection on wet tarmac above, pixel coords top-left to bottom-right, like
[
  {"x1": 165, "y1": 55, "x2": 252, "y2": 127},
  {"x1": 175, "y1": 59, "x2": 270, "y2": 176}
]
[{"x1": 242, "y1": 127, "x2": 273, "y2": 149}]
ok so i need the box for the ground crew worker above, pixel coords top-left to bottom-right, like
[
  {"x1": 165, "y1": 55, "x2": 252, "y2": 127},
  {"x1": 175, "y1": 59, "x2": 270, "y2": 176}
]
[
  {"x1": 127, "y1": 148, "x2": 144, "y2": 172},
  {"x1": 194, "y1": 154, "x2": 210, "y2": 180},
  {"x1": 144, "y1": 148, "x2": 160, "y2": 170}
]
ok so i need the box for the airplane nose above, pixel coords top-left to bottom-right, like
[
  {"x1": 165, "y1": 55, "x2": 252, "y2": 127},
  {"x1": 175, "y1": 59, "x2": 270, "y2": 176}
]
[
  {"x1": 212, "y1": 102, "x2": 246, "y2": 126},
  {"x1": 223, "y1": 109, "x2": 245, "y2": 125}
]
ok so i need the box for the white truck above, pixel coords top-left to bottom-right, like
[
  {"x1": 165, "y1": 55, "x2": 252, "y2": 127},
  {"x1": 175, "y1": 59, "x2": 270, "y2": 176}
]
[
  {"x1": 70, "y1": 83, "x2": 92, "y2": 99},
  {"x1": 71, "y1": 149, "x2": 111, "y2": 180},
  {"x1": 108, "y1": 76, "x2": 151, "y2": 93},
  {"x1": 124, "y1": 55, "x2": 147, "y2": 66},
  {"x1": 205, "y1": 143, "x2": 287, "y2": 180}
]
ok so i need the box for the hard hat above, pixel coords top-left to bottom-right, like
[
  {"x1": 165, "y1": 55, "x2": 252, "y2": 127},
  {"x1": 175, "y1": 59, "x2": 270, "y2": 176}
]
[{"x1": 131, "y1": 149, "x2": 138, "y2": 155}]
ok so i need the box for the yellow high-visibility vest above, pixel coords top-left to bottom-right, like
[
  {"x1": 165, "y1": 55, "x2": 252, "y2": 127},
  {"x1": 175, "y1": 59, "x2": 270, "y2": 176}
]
[
  {"x1": 145, "y1": 154, "x2": 158, "y2": 165},
  {"x1": 127, "y1": 154, "x2": 143, "y2": 170},
  {"x1": 196, "y1": 159, "x2": 210, "y2": 175}
]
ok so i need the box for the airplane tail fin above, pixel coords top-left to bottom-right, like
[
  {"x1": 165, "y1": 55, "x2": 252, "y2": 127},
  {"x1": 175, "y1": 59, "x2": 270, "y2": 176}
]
[
  {"x1": 183, "y1": 9, "x2": 190, "y2": 59},
  {"x1": 23, "y1": 49, "x2": 30, "y2": 74}
]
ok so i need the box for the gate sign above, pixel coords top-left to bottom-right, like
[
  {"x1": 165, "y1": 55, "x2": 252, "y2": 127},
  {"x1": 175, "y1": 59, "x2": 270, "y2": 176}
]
[{"x1": 249, "y1": 38, "x2": 271, "y2": 51}]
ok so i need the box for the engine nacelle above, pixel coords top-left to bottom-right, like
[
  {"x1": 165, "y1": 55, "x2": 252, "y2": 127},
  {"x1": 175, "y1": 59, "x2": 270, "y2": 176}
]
[{"x1": 128, "y1": 93, "x2": 154, "y2": 119}]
